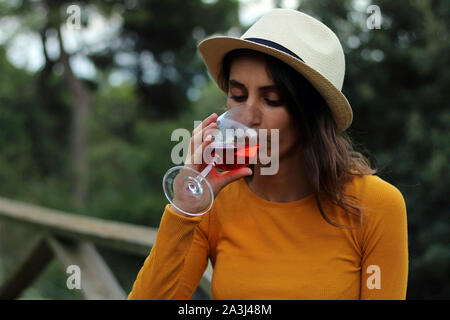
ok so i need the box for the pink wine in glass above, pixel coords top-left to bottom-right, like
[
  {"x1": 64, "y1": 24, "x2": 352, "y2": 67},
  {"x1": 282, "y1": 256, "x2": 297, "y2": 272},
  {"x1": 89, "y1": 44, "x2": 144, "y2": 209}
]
[{"x1": 211, "y1": 143, "x2": 259, "y2": 171}]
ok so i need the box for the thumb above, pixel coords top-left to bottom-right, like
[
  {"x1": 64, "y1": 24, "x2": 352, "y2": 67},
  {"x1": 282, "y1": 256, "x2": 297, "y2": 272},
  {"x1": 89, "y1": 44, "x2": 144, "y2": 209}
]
[{"x1": 217, "y1": 167, "x2": 253, "y2": 189}]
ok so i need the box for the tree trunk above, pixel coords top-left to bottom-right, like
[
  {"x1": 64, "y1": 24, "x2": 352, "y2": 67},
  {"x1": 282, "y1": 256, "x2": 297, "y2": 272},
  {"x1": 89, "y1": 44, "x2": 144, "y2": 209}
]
[{"x1": 57, "y1": 28, "x2": 91, "y2": 209}]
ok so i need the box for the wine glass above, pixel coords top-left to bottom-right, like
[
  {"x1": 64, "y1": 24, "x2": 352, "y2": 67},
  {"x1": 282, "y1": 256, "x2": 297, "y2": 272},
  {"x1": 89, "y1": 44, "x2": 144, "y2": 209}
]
[{"x1": 162, "y1": 104, "x2": 259, "y2": 216}]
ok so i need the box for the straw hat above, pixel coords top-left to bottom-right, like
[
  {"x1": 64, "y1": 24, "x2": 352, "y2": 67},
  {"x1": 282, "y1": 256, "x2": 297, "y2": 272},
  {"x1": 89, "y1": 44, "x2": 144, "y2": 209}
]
[{"x1": 197, "y1": 8, "x2": 353, "y2": 132}]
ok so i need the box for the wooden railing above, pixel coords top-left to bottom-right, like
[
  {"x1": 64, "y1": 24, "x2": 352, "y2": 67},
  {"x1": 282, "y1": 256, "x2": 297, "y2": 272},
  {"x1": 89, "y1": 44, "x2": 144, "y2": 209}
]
[{"x1": 0, "y1": 197, "x2": 212, "y2": 299}]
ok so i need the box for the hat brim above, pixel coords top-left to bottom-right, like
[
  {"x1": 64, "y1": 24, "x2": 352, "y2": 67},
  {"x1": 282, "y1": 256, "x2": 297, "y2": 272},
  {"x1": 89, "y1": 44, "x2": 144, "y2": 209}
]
[{"x1": 198, "y1": 36, "x2": 352, "y2": 132}]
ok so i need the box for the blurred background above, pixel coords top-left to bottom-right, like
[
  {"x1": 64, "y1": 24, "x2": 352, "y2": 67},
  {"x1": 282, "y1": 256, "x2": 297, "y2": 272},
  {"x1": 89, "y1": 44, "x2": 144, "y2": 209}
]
[{"x1": 0, "y1": 0, "x2": 448, "y2": 299}]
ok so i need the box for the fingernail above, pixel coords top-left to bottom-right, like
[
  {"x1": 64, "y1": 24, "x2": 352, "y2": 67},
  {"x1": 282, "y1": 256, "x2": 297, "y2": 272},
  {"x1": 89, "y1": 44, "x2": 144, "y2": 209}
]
[{"x1": 205, "y1": 135, "x2": 212, "y2": 141}]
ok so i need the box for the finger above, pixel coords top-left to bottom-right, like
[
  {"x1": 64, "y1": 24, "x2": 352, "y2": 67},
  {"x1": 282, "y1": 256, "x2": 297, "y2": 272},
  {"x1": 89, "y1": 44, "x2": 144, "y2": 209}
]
[
  {"x1": 191, "y1": 121, "x2": 217, "y2": 144},
  {"x1": 190, "y1": 122, "x2": 217, "y2": 152},
  {"x1": 186, "y1": 125, "x2": 216, "y2": 165},
  {"x1": 195, "y1": 122, "x2": 217, "y2": 141},
  {"x1": 216, "y1": 167, "x2": 253, "y2": 189},
  {"x1": 192, "y1": 113, "x2": 218, "y2": 137},
  {"x1": 187, "y1": 133, "x2": 215, "y2": 166}
]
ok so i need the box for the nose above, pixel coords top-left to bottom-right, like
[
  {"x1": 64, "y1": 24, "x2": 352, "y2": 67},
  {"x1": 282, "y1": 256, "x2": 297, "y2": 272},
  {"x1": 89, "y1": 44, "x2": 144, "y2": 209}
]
[{"x1": 241, "y1": 100, "x2": 262, "y2": 130}]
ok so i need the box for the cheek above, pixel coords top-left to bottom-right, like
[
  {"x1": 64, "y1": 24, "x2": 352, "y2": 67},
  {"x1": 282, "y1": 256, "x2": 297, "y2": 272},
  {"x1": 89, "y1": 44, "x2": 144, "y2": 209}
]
[
  {"x1": 261, "y1": 109, "x2": 291, "y2": 146},
  {"x1": 270, "y1": 109, "x2": 295, "y2": 137},
  {"x1": 226, "y1": 96, "x2": 238, "y2": 108},
  {"x1": 273, "y1": 110, "x2": 299, "y2": 151}
]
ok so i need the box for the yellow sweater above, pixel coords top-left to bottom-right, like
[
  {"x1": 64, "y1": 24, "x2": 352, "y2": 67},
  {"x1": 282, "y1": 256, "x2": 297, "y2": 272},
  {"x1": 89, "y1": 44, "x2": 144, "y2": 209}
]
[{"x1": 128, "y1": 174, "x2": 408, "y2": 300}]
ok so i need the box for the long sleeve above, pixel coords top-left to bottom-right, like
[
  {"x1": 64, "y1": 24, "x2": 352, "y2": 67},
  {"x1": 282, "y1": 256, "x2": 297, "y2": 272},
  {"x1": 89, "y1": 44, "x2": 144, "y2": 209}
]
[
  {"x1": 359, "y1": 180, "x2": 409, "y2": 299},
  {"x1": 128, "y1": 204, "x2": 210, "y2": 300}
]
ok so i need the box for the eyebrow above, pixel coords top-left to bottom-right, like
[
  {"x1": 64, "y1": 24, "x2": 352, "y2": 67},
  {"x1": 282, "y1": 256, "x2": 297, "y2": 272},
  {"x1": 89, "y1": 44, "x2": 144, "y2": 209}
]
[{"x1": 229, "y1": 79, "x2": 278, "y2": 91}]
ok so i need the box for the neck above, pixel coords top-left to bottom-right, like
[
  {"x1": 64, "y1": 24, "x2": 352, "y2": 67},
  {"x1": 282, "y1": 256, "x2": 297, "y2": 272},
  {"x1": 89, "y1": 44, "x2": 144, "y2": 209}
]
[{"x1": 245, "y1": 148, "x2": 314, "y2": 203}]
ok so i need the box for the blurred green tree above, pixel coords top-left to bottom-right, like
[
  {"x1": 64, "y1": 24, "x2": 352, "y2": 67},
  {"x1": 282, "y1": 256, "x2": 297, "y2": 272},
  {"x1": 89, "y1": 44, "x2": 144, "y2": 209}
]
[{"x1": 0, "y1": 0, "x2": 239, "y2": 212}]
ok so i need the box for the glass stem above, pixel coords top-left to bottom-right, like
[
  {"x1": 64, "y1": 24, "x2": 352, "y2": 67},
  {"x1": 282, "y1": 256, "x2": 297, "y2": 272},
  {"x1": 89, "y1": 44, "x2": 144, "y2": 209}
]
[{"x1": 195, "y1": 156, "x2": 219, "y2": 180}]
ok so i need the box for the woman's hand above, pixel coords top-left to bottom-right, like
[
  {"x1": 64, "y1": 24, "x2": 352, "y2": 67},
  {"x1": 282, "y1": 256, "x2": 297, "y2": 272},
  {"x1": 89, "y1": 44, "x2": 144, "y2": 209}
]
[{"x1": 171, "y1": 113, "x2": 253, "y2": 217}]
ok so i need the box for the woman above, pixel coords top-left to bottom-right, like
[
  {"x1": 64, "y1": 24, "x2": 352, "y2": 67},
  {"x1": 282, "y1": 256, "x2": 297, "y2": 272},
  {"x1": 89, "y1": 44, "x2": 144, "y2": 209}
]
[{"x1": 128, "y1": 9, "x2": 408, "y2": 300}]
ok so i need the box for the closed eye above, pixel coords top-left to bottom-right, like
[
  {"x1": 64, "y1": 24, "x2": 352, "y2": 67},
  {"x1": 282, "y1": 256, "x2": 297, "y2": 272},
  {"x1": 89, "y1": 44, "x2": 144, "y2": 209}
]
[
  {"x1": 264, "y1": 98, "x2": 284, "y2": 106},
  {"x1": 230, "y1": 95, "x2": 247, "y2": 102}
]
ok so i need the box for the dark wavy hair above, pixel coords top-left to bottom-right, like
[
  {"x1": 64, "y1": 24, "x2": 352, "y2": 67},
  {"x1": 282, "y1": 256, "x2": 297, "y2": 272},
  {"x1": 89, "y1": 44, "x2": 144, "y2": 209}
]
[{"x1": 218, "y1": 49, "x2": 377, "y2": 228}]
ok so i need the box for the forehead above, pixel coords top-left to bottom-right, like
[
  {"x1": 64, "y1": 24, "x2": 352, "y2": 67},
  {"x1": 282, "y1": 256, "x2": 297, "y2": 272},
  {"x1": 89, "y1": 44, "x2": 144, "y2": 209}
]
[{"x1": 228, "y1": 53, "x2": 274, "y2": 85}]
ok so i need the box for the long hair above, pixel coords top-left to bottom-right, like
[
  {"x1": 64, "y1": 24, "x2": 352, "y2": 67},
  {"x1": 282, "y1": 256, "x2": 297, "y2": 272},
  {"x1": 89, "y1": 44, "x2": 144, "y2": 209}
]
[{"x1": 218, "y1": 49, "x2": 377, "y2": 228}]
